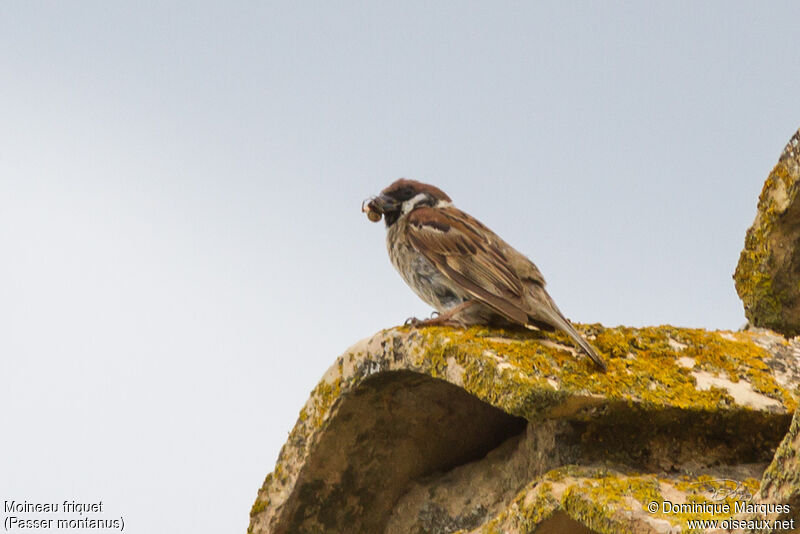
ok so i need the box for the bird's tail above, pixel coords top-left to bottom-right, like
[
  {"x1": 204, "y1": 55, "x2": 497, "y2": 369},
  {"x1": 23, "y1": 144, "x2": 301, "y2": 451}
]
[{"x1": 535, "y1": 305, "x2": 607, "y2": 371}]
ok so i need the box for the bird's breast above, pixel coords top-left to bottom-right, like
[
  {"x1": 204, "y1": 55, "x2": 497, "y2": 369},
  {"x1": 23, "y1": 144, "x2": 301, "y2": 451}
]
[{"x1": 386, "y1": 223, "x2": 466, "y2": 312}]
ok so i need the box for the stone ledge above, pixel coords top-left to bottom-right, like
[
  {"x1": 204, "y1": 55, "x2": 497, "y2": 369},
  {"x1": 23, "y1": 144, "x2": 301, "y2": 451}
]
[{"x1": 248, "y1": 325, "x2": 800, "y2": 534}]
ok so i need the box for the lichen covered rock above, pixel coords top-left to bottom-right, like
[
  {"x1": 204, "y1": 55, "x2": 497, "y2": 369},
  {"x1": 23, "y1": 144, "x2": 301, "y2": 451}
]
[
  {"x1": 248, "y1": 325, "x2": 800, "y2": 534},
  {"x1": 759, "y1": 406, "x2": 800, "y2": 510},
  {"x1": 733, "y1": 408, "x2": 800, "y2": 533},
  {"x1": 735, "y1": 128, "x2": 800, "y2": 336}
]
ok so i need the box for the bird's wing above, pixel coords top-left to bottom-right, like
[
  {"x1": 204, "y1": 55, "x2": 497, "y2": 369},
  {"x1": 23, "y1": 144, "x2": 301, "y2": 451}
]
[{"x1": 405, "y1": 206, "x2": 534, "y2": 325}]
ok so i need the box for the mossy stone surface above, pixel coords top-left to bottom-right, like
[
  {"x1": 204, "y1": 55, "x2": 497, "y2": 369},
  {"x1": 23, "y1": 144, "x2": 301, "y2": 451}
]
[
  {"x1": 736, "y1": 408, "x2": 800, "y2": 533},
  {"x1": 735, "y1": 128, "x2": 800, "y2": 336},
  {"x1": 248, "y1": 325, "x2": 800, "y2": 534}
]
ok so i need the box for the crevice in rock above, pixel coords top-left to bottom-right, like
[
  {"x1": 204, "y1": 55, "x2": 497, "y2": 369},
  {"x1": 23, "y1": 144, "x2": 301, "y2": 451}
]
[
  {"x1": 269, "y1": 371, "x2": 792, "y2": 534},
  {"x1": 383, "y1": 405, "x2": 791, "y2": 533},
  {"x1": 273, "y1": 371, "x2": 527, "y2": 534}
]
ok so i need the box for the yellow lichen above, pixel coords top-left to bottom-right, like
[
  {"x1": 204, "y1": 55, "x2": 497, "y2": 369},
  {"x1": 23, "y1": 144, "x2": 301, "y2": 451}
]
[
  {"x1": 411, "y1": 325, "x2": 795, "y2": 416},
  {"x1": 250, "y1": 324, "x2": 796, "y2": 533},
  {"x1": 308, "y1": 377, "x2": 343, "y2": 428},
  {"x1": 249, "y1": 498, "x2": 269, "y2": 517},
  {"x1": 479, "y1": 467, "x2": 765, "y2": 534},
  {"x1": 734, "y1": 154, "x2": 800, "y2": 333}
]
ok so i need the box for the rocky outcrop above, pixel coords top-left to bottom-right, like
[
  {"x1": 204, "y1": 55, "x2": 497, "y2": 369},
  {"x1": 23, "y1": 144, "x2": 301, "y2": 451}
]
[
  {"x1": 733, "y1": 408, "x2": 800, "y2": 533},
  {"x1": 248, "y1": 325, "x2": 800, "y2": 534},
  {"x1": 735, "y1": 128, "x2": 800, "y2": 336}
]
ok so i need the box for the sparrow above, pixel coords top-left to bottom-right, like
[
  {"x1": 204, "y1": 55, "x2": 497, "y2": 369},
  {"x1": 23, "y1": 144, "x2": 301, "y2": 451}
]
[{"x1": 362, "y1": 178, "x2": 607, "y2": 370}]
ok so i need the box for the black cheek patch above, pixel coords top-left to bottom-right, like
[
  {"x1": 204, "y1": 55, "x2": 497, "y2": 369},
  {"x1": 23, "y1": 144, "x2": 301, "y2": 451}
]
[{"x1": 384, "y1": 211, "x2": 401, "y2": 227}]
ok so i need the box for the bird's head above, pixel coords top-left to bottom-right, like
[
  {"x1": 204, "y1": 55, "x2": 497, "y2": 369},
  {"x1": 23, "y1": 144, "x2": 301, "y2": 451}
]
[{"x1": 362, "y1": 179, "x2": 452, "y2": 227}]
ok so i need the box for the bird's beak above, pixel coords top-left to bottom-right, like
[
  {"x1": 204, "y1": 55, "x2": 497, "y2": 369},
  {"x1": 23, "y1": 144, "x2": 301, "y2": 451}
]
[
  {"x1": 362, "y1": 194, "x2": 399, "y2": 222},
  {"x1": 362, "y1": 194, "x2": 398, "y2": 214}
]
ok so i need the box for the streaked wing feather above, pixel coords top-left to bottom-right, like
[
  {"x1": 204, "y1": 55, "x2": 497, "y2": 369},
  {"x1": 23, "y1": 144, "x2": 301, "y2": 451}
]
[{"x1": 406, "y1": 207, "x2": 530, "y2": 324}]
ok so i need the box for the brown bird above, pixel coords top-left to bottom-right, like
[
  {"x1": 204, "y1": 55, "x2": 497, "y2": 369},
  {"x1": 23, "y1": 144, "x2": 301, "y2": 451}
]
[{"x1": 363, "y1": 178, "x2": 607, "y2": 370}]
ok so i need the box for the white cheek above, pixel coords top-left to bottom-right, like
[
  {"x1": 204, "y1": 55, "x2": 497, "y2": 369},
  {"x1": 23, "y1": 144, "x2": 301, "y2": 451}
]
[{"x1": 402, "y1": 193, "x2": 430, "y2": 215}]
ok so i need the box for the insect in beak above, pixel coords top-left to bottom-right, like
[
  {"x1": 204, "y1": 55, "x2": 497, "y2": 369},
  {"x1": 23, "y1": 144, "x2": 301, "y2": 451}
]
[{"x1": 362, "y1": 197, "x2": 383, "y2": 222}]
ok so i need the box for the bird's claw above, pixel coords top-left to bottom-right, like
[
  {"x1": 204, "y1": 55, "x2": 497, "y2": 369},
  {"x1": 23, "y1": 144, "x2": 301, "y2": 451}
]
[{"x1": 404, "y1": 316, "x2": 422, "y2": 327}]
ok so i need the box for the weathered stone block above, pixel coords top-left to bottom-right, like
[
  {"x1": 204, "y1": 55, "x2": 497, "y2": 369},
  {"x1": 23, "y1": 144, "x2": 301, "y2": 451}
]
[
  {"x1": 735, "y1": 128, "x2": 800, "y2": 336},
  {"x1": 248, "y1": 325, "x2": 800, "y2": 534}
]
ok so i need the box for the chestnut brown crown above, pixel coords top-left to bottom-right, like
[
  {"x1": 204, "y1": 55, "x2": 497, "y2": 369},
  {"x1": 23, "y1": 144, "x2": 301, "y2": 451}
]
[{"x1": 367, "y1": 179, "x2": 452, "y2": 227}]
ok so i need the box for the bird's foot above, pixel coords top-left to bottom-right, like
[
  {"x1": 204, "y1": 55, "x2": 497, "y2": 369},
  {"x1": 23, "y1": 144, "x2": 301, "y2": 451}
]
[
  {"x1": 404, "y1": 316, "x2": 423, "y2": 326},
  {"x1": 404, "y1": 302, "x2": 478, "y2": 329},
  {"x1": 404, "y1": 312, "x2": 468, "y2": 328},
  {"x1": 405, "y1": 316, "x2": 464, "y2": 327}
]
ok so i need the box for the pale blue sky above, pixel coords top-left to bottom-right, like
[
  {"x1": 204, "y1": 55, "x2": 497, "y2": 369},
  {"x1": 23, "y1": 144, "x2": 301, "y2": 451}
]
[{"x1": 1, "y1": 2, "x2": 799, "y2": 532}]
